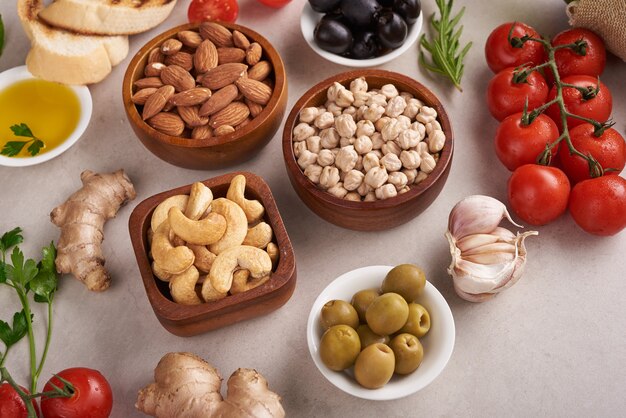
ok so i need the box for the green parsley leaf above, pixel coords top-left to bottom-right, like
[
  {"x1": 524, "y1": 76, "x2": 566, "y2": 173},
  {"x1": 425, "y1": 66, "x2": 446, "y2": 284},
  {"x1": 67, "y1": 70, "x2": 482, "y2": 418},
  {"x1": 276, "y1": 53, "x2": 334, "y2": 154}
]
[
  {"x1": 0, "y1": 261, "x2": 6, "y2": 284},
  {"x1": 29, "y1": 243, "x2": 58, "y2": 303},
  {"x1": 8, "y1": 247, "x2": 39, "y2": 287},
  {"x1": 27, "y1": 139, "x2": 44, "y2": 156},
  {"x1": 0, "y1": 310, "x2": 29, "y2": 348},
  {"x1": 0, "y1": 227, "x2": 24, "y2": 253},
  {"x1": 10, "y1": 123, "x2": 34, "y2": 138},
  {"x1": 1, "y1": 141, "x2": 28, "y2": 157}
]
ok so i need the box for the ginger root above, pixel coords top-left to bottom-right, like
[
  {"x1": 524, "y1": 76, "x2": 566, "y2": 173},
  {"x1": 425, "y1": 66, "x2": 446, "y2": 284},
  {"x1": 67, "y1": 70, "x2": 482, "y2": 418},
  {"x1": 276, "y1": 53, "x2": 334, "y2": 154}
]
[
  {"x1": 50, "y1": 169, "x2": 136, "y2": 291},
  {"x1": 136, "y1": 352, "x2": 285, "y2": 418}
]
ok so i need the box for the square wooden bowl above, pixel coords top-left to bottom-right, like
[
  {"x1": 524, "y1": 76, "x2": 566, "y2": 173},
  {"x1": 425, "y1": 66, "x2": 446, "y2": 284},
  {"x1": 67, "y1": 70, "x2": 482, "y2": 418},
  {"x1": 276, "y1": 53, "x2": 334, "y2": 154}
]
[{"x1": 128, "y1": 172, "x2": 296, "y2": 336}]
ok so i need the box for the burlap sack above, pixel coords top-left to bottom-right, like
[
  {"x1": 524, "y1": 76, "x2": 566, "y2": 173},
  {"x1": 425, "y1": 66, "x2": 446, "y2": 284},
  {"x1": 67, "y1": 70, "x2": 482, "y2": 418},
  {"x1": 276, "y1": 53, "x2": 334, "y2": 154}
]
[{"x1": 567, "y1": 0, "x2": 626, "y2": 61}]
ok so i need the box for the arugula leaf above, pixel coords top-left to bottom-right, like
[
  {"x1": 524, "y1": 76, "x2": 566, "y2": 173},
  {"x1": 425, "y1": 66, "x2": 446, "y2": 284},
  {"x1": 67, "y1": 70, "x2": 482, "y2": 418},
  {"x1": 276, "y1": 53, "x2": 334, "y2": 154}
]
[
  {"x1": 0, "y1": 310, "x2": 29, "y2": 348},
  {"x1": 1, "y1": 141, "x2": 27, "y2": 157},
  {"x1": 8, "y1": 247, "x2": 39, "y2": 287},
  {"x1": 0, "y1": 227, "x2": 24, "y2": 253},
  {"x1": 29, "y1": 243, "x2": 58, "y2": 303},
  {"x1": 0, "y1": 14, "x2": 4, "y2": 58},
  {"x1": 10, "y1": 123, "x2": 34, "y2": 138},
  {"x1": 27, "y1": 139, "x2": 44, "y2": 156}
]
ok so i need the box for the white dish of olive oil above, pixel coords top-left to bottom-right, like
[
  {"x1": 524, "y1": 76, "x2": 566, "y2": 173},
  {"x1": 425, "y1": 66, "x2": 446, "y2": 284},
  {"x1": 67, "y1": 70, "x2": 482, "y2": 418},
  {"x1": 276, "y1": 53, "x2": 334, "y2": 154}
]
[{"x1": 0, "y1": 66, "x2": 92, "y2": 167}]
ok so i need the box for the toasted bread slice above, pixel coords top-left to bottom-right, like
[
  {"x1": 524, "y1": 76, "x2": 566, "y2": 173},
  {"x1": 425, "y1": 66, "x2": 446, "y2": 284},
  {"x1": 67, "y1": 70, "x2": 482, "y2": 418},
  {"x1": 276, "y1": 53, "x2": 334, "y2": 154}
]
[
  {"x1": 38, "y1": 0, "x2": 178, "y2": 36},
  {"x1": 17, "y1": 0, "x2": 129, "y2": 85}
]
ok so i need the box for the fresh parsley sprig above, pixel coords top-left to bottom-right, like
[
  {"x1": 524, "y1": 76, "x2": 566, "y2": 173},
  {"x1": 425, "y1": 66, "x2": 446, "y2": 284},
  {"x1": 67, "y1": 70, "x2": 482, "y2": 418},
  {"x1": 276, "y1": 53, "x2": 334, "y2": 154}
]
[{"x1": 1, "y1": 124, "x2": 45, "y2": 157}]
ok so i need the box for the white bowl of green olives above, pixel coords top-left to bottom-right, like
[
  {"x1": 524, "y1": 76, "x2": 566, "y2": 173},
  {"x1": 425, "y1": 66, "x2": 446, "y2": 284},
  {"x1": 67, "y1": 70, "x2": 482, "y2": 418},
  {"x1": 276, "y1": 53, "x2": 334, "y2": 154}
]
[
  {"x1": 306, "y1": 265, "x2": 455, "y2": 400},
  {"x1": 301, "y1": 0, "x2": 423, "y2": 67}
]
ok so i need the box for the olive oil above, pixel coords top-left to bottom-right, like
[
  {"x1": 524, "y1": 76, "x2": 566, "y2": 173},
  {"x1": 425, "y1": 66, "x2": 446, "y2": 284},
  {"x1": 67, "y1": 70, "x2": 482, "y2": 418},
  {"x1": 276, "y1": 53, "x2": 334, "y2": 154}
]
[{"x1": 0, "y1": 79, "x2": 81, "y2": 157}]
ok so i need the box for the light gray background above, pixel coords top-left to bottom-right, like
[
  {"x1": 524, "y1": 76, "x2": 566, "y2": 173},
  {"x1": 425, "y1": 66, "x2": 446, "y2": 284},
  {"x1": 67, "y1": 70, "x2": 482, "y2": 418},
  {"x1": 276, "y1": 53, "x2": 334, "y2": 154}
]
[{"x1": 1, "y1": 0, "x2": 625, "y2": 417}]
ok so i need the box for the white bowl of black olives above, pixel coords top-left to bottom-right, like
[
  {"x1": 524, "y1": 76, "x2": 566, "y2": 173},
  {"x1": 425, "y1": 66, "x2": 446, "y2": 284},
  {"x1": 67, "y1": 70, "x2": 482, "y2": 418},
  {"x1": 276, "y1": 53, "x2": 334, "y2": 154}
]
[
  {"x1": 301, "y1": 0, "x2": 423, "y2": 67},
  {"x1": 306, "y1": 265, "x2": 455, "y2": 400}
]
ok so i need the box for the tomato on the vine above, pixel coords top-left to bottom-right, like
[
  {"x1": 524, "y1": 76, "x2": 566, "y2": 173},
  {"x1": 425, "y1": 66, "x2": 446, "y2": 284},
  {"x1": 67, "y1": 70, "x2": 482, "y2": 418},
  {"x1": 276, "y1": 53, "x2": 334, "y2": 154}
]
[
  {"x1": 569, "y1": 175, "x2": 626, "y2": 236},
  {"x1": 256, "y1": 0, "x2": 292, "y2": 7},
  {"x1": 559, "y1": 124, "x2": 626, "y2": 184},
  {"x1": 40, "y1": 368, "x2": 112, "y2": 418},
  {"x1": 507, "y1": 164, "x2": 571, "y2": 225},
  {"x1": 485, "y1": 22, "x2": 545, "y2": 73},
  {"x1": 545, "y1": 75, "x2": 612, "y2": 132},
  {"x1": 495, "y1": 112, "x2": 559, "y2": 171},
  {"x1": 553, "y1": 28, "x2": 606, "y2": 78},
  {"x1": 188, "y1": 0, "x2": 239, "y2": 23},
  {"x1": 0, "y1": 383, "x2": 40, "y2": 418},
  {"x1": 486, "y1": 67, "x2": 549, "y2": 121}
]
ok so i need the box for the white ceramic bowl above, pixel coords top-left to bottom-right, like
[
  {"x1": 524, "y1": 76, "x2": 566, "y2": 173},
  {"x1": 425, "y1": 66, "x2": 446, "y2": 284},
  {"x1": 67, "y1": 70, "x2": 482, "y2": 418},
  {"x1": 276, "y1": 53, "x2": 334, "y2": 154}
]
[
  {"x1": 0, "y1": 66, "x2": 92, "y2": 167},
  {"x1": 300, "y1": 3, "x2": 423, "y2": 68},
  {"x1": 306, "y1": 265, "x2": 455, "y2": 400}
]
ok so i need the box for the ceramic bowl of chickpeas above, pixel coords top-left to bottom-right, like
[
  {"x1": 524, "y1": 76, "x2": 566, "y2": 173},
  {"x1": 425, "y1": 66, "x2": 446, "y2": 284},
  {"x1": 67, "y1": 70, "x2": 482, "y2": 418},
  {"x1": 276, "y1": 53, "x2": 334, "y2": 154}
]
[{"x1": 306, "y1": 264, "x2": 455, "y2": 400}]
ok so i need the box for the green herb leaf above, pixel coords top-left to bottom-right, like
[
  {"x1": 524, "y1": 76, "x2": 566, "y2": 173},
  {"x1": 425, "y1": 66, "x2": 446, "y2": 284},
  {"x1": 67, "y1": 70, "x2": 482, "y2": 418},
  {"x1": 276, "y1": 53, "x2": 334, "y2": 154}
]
[
  {"x1": 29, "y1": 243, "x2": 58, "y2": 303},
  {"x1": 0, "y1": 262, "x2": 6, "y2": 284},
  {"x1": 0, "y1": 228, "x2": 24, "y2": 253},
  {"x1": 8, "y1": 247, "x2": 39, "y2": 287},
  {"x1": 1, "y1": 141, "x2": 28, "y2": 157},
  {"x1": 10, "y1": 123, "x2": 34, "y2": 139},
  {"x1": 0, "y1": 14, "x2": 4, "y2": 58},
  {"x1": 27, "y1": 139, "x2": 44, "y2": 156},
  {"x1": 0, "y1": 310, "x2": 29, "y2": 348}
]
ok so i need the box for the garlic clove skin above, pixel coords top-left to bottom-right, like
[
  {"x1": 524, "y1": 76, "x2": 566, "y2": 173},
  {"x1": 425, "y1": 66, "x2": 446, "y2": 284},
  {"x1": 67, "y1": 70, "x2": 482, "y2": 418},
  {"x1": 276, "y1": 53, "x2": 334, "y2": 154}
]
[{"x1": 448, "y1": 195, "x2": 522, "y2": 241}]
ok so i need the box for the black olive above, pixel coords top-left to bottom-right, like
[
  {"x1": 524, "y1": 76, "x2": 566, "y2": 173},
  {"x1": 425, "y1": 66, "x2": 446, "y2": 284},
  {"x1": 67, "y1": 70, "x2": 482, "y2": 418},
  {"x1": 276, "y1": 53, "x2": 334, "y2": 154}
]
[
  {"x1": 376, "y1": 11, "x2": 408, "y2": 49},
  {"x1": 348, "y1": 31, "x2": 380, "y2": 59},
  {"x1": 392, "y1": 0, "x2": 421, "y2": 25},
  {"x1": 314, "y1": 18, "x2": 354, "y2": 54},
  {"x1": 340, "y1": 0, "x2": 381, "y2": 28},
  {"x1": 309, "y1": 0, "x2": 342, "y2": 13}
]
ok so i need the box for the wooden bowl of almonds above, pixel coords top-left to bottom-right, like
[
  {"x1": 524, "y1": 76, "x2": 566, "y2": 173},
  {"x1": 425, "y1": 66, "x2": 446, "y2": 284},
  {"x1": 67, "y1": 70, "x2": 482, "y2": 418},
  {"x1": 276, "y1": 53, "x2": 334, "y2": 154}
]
[
  {"x1": 123, "y1": 22, "x2": 287, "y2": 170},
  {"x1": 128, "y1": 172, "x2": 297, "y2": 336},
  {"x1": 282, "y1": 70, "x2": 454, "y2": 231}
]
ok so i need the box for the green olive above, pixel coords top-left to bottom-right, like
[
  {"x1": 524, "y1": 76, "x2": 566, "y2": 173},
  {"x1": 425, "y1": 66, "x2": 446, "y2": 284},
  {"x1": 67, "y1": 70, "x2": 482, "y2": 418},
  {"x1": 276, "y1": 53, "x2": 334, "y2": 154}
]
[
  {"x1": 400, "y1": 303, "x2": 431, "y2": 338},
  {"x1": 319, "y1": 325, "x2": 361, "y2": 371},
  {"x1": 320, "y1": 299, "x2": 360, "y2": 330},
  {"x1": 354, "y1": 343, "x2": 395, "y2": 389},
  {"x1": 381, "y1": 264, "x2": 426, "y2": 302},
  {"x1": 356, "y1": 324, "x2": 390, "y2": 348},
  {"x1": 351, "y1": 288, "x2": 380, "y2": 323},
  {"x1": 365, "y1": 292, "x2": 409, "y2": 336},
  {"x1": 389, "y1": 333, "x2": 424, "y2": 375}
]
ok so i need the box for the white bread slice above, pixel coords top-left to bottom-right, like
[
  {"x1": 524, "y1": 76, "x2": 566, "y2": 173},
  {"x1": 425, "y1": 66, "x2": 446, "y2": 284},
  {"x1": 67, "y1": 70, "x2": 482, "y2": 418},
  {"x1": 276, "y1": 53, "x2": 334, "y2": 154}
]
[
  {"x1": 17, "y1": 0, "x2": 129, "y2": 85},
  {"x1": 38, "y1": 0, "x2": 178, "y2": 36}
]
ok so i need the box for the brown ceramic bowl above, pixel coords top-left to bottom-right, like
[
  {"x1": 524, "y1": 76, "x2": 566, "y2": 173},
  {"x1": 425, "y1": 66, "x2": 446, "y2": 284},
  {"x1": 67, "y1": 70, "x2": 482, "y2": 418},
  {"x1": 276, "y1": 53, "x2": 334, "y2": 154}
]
[
  {"x1": 128, "y1": 172, "x2": 296, "y2": 336},
  {"x1": 123, "y1": 22, "x2": 288, "y2": 170},
  {"x1": 282, "y1": 70, "x2": 454, "y2": 231}
]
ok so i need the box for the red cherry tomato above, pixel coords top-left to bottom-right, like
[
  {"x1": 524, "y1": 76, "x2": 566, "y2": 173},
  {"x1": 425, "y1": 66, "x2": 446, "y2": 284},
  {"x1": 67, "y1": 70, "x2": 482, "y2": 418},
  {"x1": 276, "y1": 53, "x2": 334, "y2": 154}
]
[
  {"x1": 545, "y1": 75, "x2": 612, "y2": 132},
  {"x1": 40, "y1": 368, "x2": 112, "y2": 418},
  {"x1": 188, "y1": 0, "x2": 239, "y2": 23},
  {"x1": 553, "y1": 28, "x2": 606, "y2": 78},
  {"x1": 485, "y1": 22, "x2": 545, "y2": 73},
  {"x1": 0, "y1": 383, "x2": 40, "y2": 418},
  {"x1": 569, "y1": 175, "x2": 626, "y2": 235},
  {"x1": 495, "y1": 112, "x2": 560, "y2": 171},
  {"x1": 486, "y1": 67, "x2": 549, "y2": 121},
  {"x1": 507, "y1": 164, "x2": 571, "y2": 225},
  {"x1": 256, "y1": 0, "x2": 292, "y2": 7},
  {"x1": 559, "y1": 124, "x2": 626, "y2": 184}
]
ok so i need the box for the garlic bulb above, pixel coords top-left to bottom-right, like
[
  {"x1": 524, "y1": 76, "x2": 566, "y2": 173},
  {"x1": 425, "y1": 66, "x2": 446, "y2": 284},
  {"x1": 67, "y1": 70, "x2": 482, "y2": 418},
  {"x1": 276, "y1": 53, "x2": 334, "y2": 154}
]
[{"x1": 445, "y1": 195, "x2": 538, "y2": 302}]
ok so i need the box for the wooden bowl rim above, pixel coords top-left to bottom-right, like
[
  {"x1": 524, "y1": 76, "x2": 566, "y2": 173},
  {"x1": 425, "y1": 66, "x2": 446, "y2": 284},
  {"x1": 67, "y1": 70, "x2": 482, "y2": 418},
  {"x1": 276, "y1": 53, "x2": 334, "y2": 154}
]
[
  {"x1": 122, "y1": 22, "x2": 286, "y2": 149},
  {"x1": 128, "y1": 171, "x2": 296, "y2": 322},
  {"x1": 281, "y1": 69, "x2": 454, "y2": 210}
]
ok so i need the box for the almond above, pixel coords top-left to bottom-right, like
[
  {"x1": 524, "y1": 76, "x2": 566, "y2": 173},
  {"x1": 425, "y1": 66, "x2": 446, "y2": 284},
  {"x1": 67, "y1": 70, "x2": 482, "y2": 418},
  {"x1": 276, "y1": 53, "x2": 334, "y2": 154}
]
[
  {"x1": 199, "y1": 22, "x2": 234, "y2": 47},
  {"x1": 145, "y1": 62, "x2": 166, "y2": 77},
  {"x1": 148, "y1": 47, "x2": 164, "y2": 64},
  {"x1": 200, "y1": 63, "x2": 248, "y2": 90},
  {"x1": 214, "y1": 125, "x2": 235, "y2": 136},
  {"x1": 165, "y1": 52, "x2": 194, "y2": 72},
  {"x1": 148, "y1": 112, "x2": 185, "y2": 137},
  {"x1": 143, "y1": 85, "x2": 175, "y2": 120},
  {"x1": 195, "y1": 40, "x2": 219, "y2": 73},
  {"x1": 192, "y1": 125, "x2": 213, "y2": 140},
  {"x1": 161, "y1": 65, "x2": 195, "y2": 92},
  {"x1": 199, "y1": 84, "x2": 239, "y2": 117},
  {"x1": 217, "y1": 47, "x2": 246, "y2": 64},
  {"x1": 178, "y1": 30, "x2": 202, "y2": 48},
  {"x1": 245, "y1": 42, "x2": 262, "y2": 66},
  {"x1": 131, "y1": 88, "x2": 158, "y2": 105},
  {"x1": 209, "y1": 101, "x2": 250, "y2": 129},
  {"x1": 236, "y1": 77, "x2": 272, "y2": 105},
  {"x1": 245, "y1": 98, "x2": 264, "y2": 118},
  {"x1": 134, "y1": 77, "x2": 164, "y2": 89},
  {"x1": 178, "y1": 106, "x2": 209, "y2": 127},
  {"x1": 247, "y1": 60, "x2": 272, "y2": 82},
  {"x1": 236, "y1": 117, "x2": 253, "y2": 129},
  {"x1": 161, "y1": 38, "x2": 183, "y2": 56},
  {"x1": 169, "y1": 87, "x2": 212, "y2": 106},
  {"x1": 232, "y1": 30, "x2": 251, "y2": 49}
]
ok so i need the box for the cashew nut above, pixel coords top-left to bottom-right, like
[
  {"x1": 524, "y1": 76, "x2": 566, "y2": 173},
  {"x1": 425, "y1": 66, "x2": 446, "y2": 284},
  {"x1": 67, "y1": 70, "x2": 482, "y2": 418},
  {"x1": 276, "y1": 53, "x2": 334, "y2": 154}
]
[
  {"x1": 187, "y1": 244, "x2": 217, "y2": 273},
  {"x1": 168, "y1": 207, "x2": 227, "y2": 246},
  {"x1": 151, "y1": 220, "x2": 195, "y2": 275},
  {"x1": 209, "y1": 198, "x2": 248, "y2": 255},
  {"x1": 266, "y1": 242, "x2": 279, "y2": 268},
  {"x1": 226, "y1": 174, "x2": 265, "y2": 223},
  {"x1": 150, "y1": 195, "x2": 189, "y2": 232},
  {"x1": 184, "y1": 182, "x2": 213, "y2": 220},
  {"x1": 200, "y1": 275, "x2": 228, "y2": 302},
  {"x1": 230, "y1": 269, "x2": 270, "y2": 294},
  {"x1": 209, "y1": 245, "x2": 272, "y2": 293},
  {"x1": 242, "y1": 222, "x2": 273, "y2": 249},
  {"x1": 169, "y1": 266, "x2": 202, "y2": 305},
  {"x1": 152, "y1": 261, "x2": 173, "y2": 282}
]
